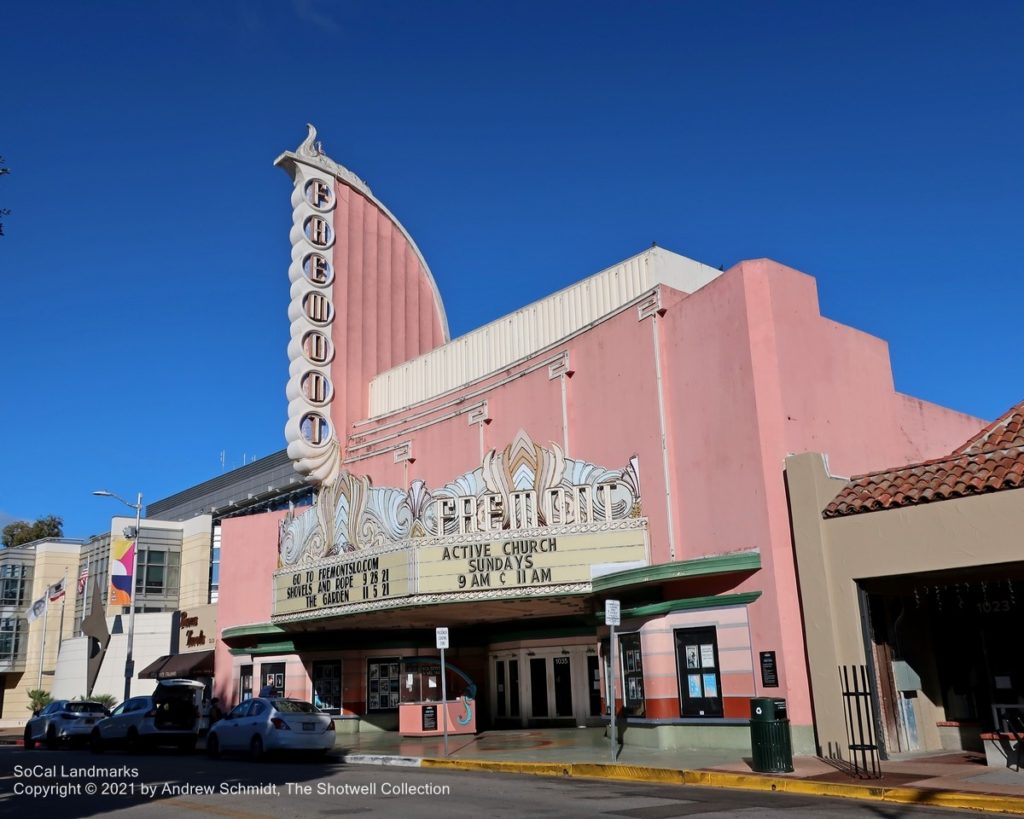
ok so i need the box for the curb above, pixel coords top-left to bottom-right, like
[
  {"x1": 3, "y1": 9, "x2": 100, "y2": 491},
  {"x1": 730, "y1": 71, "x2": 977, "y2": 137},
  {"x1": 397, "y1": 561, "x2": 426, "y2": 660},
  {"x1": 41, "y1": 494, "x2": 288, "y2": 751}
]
[
  {"x1": 416, "y1": 758, "x2": 1024, "y2": 816},
  {"x1": 340, "y1": 753, "x2": 422, "y2": 768}
]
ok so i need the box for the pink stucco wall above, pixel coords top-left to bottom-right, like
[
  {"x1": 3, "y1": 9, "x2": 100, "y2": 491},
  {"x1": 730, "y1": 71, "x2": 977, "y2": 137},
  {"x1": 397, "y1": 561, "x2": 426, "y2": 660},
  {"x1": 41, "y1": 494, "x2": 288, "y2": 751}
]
[
  {"x1": 219, "y1": 254, "x2": 984, "y2": 728},
  {"x1": 330, "y1": 183, "x2": 447, "y2": 451},
  {"x1": 213, "y1": 510, "x2": 290, "y2": 704}
]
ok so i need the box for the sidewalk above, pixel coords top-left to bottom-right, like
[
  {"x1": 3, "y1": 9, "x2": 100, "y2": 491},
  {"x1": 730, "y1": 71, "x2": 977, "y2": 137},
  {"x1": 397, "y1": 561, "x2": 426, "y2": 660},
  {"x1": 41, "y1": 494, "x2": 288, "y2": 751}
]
[{"x1": 5, "y1": 726, "x2": 1023, "y2": 814}]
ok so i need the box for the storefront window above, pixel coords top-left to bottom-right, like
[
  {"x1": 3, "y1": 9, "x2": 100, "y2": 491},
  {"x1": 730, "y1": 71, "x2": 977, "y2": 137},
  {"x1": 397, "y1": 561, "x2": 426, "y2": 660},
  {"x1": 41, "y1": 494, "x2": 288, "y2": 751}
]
[
  {"x1": 260, "y1": 662, "x2": 285, "y2": 695},
  {"x1": 313, "y1": 660, "x2": 342, "y2": 713},
  {"x1": 620, "y1": 632, "x2": 646, "y2": 717},
  {"x1": 367, "y1": 657, "x2": 400, "y2": 711},
  {"x1": 675, "y1": 627, "x2": 723, "y2": 717},
  {"x1": 239, "y1": 665, "x2": 253, "y2": 701}
]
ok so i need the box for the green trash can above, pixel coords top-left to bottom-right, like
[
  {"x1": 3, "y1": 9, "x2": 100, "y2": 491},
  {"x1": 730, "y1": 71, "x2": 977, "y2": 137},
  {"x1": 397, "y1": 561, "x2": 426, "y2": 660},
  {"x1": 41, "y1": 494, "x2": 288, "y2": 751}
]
[{"x1": 749, "y1": 697, "x2": 794, "y2": 773}]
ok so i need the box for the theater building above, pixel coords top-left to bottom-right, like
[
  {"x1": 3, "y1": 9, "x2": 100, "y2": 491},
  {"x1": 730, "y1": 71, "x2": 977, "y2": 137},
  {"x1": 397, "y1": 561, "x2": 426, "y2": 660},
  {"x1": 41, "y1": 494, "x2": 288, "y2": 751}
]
[{"x1": 215, "y1": 126, "x2": 981, "y2": 752}]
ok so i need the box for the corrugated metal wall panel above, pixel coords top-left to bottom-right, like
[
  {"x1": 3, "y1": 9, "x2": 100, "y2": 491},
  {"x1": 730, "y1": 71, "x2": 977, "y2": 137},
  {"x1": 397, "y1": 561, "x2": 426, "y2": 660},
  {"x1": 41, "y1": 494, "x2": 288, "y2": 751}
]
[{"x1": 367, "y1": 248, "x2": 720, "y2": 416}]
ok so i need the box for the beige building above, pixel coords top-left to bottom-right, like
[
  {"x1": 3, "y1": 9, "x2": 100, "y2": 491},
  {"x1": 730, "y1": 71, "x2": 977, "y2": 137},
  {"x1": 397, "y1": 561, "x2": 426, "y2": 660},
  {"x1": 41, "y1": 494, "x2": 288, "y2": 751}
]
[
  {"x1": 0, "y1": 514, "x2": 212, "y2": 726},
  {"x1": 0, "y1": 539, "x2": 82, "y2": 720},
  {"x1": 787, "y1": 400, "x2": 1024, "y2": 762}
]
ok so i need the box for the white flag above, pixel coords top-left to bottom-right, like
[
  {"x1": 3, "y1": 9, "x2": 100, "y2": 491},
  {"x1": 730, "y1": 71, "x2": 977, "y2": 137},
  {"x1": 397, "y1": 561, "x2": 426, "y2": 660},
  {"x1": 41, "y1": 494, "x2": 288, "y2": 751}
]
[
  {"x1": 48, "y1": 577, "x2": 67, "y2": 602},
  {"x1": 24, "y1": 595, "x2": 47, "y2": 623}
]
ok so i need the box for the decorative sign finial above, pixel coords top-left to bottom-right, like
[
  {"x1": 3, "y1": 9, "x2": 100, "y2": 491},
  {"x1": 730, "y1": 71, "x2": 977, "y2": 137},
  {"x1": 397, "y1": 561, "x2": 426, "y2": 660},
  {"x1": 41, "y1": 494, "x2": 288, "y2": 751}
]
[{"x1": 298, "y1": 123, "x2": 324, "y2": 158}]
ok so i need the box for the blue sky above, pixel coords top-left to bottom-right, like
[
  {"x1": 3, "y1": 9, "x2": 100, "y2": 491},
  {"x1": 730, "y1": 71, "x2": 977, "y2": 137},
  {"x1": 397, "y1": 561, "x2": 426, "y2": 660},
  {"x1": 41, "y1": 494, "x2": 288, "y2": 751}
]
[{"x1": 1, "y1": 1, "x2": 1021, "y2": 538}]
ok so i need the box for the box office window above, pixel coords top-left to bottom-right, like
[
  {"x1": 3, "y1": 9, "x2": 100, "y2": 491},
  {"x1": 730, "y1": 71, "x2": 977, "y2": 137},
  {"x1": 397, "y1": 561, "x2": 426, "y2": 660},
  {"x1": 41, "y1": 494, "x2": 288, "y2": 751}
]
[
  {"x1": 367, "y1": 657, "x2": 400, "y2": 711},
  {"x1": 620, "y1": 632, "x2": 646, "y2": 717},
  {"x1": 675, "y1": 627, "x2": 723, "y2": 717},
  {"x1": 401, "y1": 660, "x2": 442, "y2": 703},
  {"x1": 312, "y1": 660, "x2": 342, "y2": 714}
]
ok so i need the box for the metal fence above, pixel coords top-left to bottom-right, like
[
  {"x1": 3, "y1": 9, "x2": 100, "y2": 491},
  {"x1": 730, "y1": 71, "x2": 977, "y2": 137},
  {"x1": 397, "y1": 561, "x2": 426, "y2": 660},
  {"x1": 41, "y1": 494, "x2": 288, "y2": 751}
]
[{"x1": 826, "y1": 664, "x2": 881, "y2": 779}]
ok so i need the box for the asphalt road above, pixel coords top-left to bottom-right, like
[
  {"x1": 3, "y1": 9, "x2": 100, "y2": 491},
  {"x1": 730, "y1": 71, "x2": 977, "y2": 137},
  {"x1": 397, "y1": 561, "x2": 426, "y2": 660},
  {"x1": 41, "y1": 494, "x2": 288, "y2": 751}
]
[{"x1": 0, "y1": 746, "x2": 980, "y2": 818}]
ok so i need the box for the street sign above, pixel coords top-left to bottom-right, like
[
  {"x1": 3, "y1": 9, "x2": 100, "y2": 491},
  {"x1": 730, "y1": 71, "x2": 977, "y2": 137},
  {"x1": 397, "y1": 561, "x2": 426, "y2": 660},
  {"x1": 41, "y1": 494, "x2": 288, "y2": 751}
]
[
  {"x1": 436, "y1": 626, "x2": 451, "y2": 756},
  {"x1": 606, "y1": 599, "x2": 621, "y2": 762}
]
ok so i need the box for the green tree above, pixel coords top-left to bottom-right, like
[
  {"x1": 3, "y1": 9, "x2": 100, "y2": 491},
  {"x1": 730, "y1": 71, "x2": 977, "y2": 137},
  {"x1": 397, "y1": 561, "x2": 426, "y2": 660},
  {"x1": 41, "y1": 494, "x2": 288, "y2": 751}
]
[
  {"x1": 26, "y1": 689, "x2": 52, "y2": 714},
  {"x1": 0, "y1": 156, "x2": 9, "y2": 236},
  {"x1": 76, "y1": 693, "x2": 117, "y2": 709},
  {"x1": 2, "y1": 515, "x2": 64, "y2": 548}
]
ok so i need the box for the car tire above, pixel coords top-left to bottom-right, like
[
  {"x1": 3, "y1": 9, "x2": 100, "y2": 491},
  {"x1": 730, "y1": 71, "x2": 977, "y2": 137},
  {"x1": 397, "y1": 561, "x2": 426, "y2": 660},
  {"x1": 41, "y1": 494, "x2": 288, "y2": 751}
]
[
  {"x1": 90, "y1": 730, "x2": 104, "y2": 754},
  {"x1": 249, "y1": 735, "x2": 264, "y2": 763},
  {"x1": 46, "y1": 726, "x2": 58, "y2": 751},
  {"x1": 178, "y1": 736, "x2": 196, "y2": 753},
  {"x1": 126, "y1": 729, "x2": 141, "y2": 754},
  {"x1": 23, "y1": 727, "x2": 35, "y2": 751},
  {"x1": 206, "y1": 734, "x2": 220, "y2": 759}
]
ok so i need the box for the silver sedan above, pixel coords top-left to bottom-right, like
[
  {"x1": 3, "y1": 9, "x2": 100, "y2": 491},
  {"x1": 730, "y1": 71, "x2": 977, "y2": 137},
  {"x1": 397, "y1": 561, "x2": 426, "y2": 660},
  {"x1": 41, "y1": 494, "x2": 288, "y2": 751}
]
[
  {"x1": 206, "y1": 698, "x2": 335, "y2": 760},
  {"x1": 25, "y1": 700, "x2": 110, "y2": 749}
]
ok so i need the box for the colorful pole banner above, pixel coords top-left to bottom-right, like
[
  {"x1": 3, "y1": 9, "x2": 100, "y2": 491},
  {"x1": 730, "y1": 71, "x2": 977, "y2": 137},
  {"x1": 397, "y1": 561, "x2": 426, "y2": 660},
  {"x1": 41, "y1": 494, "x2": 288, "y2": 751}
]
[{"x1": 110, "y1": 534, "x2": 136, "y2": 606}]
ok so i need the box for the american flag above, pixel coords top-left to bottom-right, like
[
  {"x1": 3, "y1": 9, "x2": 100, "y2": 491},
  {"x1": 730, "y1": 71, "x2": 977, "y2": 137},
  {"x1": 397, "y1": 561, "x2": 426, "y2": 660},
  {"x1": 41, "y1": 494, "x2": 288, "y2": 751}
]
[{"x1": 78, "y1": 566, "x2": 89, "y2": 594}]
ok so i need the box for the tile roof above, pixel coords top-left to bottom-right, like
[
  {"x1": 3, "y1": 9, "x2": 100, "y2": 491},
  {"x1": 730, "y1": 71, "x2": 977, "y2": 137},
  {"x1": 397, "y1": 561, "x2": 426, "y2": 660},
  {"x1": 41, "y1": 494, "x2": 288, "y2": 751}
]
[{"x1": 823, "y1": 400, "x2": 1024, "y2": 518}]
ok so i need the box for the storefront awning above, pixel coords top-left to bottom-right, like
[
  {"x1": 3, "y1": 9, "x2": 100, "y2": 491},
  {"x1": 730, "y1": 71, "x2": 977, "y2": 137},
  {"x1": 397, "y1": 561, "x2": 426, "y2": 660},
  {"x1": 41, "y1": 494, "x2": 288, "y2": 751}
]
[{"x1": 138, "y1": 649, "x2": 215, "y2": 680}]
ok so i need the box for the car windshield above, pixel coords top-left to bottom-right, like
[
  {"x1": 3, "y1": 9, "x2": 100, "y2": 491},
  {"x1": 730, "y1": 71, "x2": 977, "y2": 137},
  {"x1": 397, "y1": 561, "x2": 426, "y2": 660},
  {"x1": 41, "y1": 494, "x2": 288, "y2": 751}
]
[
  {"x1": 66, "y1": 702, "x2": 106, "y2": 714},
  {"x1": 272, "y1": 700, "x2": 317, "y2": 713}
]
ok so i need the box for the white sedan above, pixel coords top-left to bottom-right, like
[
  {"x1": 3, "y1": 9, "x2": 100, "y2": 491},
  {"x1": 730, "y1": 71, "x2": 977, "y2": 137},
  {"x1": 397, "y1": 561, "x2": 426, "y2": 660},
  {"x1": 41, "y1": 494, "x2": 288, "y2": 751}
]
[{"x1": 206, "y1": 698, "x2": 335, "y2": 760}]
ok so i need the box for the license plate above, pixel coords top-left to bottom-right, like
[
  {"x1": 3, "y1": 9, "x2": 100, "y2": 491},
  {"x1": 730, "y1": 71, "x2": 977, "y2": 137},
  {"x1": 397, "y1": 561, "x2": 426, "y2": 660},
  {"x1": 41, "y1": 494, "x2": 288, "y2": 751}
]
[
  {"x1": 302, "y1": 722, "x2": 315, "y2": 731},
  {"x1": 84, "y1": 719, "x2": 95, "y2": 724}
]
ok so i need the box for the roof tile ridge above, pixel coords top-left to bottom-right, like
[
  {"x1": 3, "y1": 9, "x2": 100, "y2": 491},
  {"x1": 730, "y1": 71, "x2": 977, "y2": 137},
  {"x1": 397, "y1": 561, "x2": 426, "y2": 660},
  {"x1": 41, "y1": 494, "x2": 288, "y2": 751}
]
[{"x1": 846, "y1": 443, "x2": 1024, "y2": 484}]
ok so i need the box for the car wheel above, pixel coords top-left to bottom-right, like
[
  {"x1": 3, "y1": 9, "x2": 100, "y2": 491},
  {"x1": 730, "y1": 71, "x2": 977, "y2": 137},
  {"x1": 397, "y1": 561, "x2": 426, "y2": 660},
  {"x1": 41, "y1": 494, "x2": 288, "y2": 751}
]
[
  {"x1": 249, "y1": 735, "x2": 264, "y2": 763},
  {"x1": 23, "y1": 726, "x2": 35, "y2": 751},
  {"x1": 126, "y1": 729, "x2": 141, "y2": 754},
  {"x1": 206, "y1": 734, "x2": 220, "y2": 759},
  {"x1": 46, "y1": 726, "x2": 58, "y2": 751},
  {"x1": 90, "y1": 730, "x2": 104, "y2": 754}
]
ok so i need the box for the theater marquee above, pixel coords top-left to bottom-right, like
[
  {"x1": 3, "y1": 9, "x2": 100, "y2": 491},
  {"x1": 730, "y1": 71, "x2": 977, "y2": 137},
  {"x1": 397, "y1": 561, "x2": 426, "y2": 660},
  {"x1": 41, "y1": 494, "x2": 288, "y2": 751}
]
[{"x1": 272, "y1": 431, "x2": 648, "y2": 621}]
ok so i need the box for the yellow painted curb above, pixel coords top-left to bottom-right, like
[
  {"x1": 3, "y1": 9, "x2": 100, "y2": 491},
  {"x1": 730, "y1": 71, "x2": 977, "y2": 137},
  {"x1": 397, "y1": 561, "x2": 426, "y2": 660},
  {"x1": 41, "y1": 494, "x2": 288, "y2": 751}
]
[
  {"x1": 421, "y1": 758, "x2": 570, "y2": 778},
  {"x1": 420, "y1": 758, "x2": 1024, "y2": 815}
]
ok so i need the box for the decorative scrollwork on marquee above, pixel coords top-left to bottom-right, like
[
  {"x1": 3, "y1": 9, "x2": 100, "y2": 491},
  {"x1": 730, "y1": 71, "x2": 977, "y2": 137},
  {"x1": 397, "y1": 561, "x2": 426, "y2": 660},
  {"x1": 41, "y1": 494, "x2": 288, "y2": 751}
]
[{"x1": 278, "y1": 429, "x2": 642, "y2": 567}]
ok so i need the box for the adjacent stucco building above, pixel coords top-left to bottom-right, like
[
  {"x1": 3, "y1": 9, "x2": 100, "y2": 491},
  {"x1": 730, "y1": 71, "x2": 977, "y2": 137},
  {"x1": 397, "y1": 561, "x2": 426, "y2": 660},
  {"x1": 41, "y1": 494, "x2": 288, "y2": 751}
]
[{"x1": 787, "y1": 400, "x2": 1024, "y2": 761}]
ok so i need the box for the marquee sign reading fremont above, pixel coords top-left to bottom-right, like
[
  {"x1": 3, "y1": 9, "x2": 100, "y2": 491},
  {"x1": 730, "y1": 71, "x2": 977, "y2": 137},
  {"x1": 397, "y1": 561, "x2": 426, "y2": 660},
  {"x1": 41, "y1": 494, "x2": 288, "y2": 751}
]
[{"x1": 272, "y1": 431, "x2": 648, "y2": 621}]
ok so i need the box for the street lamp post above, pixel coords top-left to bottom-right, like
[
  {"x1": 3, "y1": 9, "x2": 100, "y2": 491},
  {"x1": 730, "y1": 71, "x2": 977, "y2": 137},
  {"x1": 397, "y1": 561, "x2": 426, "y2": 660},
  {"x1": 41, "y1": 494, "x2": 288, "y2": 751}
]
[{"x1": 93, "y1": 489, "x2": 143, "y2": 704}]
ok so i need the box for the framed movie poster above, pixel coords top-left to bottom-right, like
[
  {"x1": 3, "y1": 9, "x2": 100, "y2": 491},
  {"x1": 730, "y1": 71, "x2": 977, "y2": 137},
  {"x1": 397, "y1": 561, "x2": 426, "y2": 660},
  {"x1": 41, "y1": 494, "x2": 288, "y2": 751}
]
[
  {"x1": 367, "y1": 657, "x2": 400, "y2": 711},
  {"x1": 619, "y1": 632, "x2": 646, "y2": 717},
  {"x1": 675, "y1": 628, "x2": 723, "y2": 717}
]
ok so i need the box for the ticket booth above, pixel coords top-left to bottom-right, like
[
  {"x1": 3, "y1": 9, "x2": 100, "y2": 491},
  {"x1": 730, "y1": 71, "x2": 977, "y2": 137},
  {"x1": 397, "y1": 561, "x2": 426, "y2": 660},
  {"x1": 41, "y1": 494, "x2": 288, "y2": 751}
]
[{"x1": 398, "y1": 658, "x2": 477, "y2": 737}]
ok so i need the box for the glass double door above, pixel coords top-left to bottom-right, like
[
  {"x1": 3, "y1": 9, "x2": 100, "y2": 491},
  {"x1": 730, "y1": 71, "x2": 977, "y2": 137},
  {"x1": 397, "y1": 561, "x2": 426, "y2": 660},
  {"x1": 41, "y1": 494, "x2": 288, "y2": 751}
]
[{"x1": 492, "y1": 648, "x2": 594, "y2": 726}]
